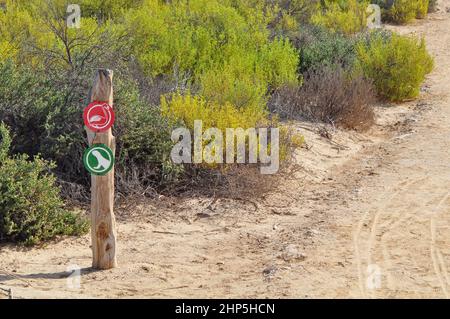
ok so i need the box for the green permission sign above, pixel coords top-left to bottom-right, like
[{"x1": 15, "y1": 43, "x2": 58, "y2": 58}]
[{"x1": 83, "y1": 144, "x2": 114, "y2": 176}]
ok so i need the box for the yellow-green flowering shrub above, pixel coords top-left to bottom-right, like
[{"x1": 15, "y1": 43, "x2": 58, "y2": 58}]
[
  {"x1": 0, "y1": 0, "x2": 127, "y2": 69},
  {"x1": 311, "y1": 0, "x2": 369, "y2": 35},
  {"x1": 125, "y1": 0, "x2": 299, "y2": 110},
  {"x1": 356, "y1": 32, "x2": 434, "y2": 101},
  {"x1": 374, "y1": 0, "x2": 430, "y2": 24},
  {"x1": 161, "y1": 94, "x2": 267, "y2": 133},
  {"x1": 416, "y1": 0, "x2": 430, "y2": 19}
]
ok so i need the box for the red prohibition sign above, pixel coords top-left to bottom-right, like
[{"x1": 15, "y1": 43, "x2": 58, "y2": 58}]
[{"x1": 83, "y1": 101, "x2": 115, "y2": 133}]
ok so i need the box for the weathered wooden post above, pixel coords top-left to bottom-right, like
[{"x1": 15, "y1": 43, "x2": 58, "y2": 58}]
[{"x1": 85, "y1": 69, "x2": 117, "y2": 269}]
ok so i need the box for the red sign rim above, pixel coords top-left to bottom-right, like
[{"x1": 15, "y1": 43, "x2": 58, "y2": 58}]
[{"x1": 83, "y1": 101, "x2": 115, "y2": 133}]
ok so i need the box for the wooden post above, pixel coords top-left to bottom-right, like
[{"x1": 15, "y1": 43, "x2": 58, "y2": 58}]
[{"x1": 86, "y1": 69, "x2": 117, "y2": 269}]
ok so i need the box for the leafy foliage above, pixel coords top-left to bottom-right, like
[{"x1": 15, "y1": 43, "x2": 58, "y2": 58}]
[
  {"x1": 161, "y1": 94, "x2": 267, "y2": 133},
  {"x1": 356, "y1": 32, "x2": 434, "y2": 101},
  {"x1": 295, "y1": 25, "x2": 357, "y2": 73},
  {"x1": 0, "y1": 123, "x2": 89, "y2": 245},
  {"x1": 125, "y1": 0, "x2": 299, "y2": 109},
  {"x1": 372, "y1": 0, "x2": 430, "y2": 24},
  {"x1": 311, "y1": 0, "x2": 369, "y2": 35},
  {"x1": 114, "y1": 79, "x2": 182, "y2": 191}
]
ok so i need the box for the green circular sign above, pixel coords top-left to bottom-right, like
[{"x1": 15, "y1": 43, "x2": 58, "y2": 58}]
[{"x1": 83, "y1": 144, "x2": 114, "y2": 176}]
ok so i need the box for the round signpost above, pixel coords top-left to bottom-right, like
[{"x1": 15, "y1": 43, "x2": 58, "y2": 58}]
[
  {"x1": 83, "y1": 101, "x2": 115, "y2": 133},
  {"x1": 83, "y1": 144, "x2": 114, "y2": 176}
]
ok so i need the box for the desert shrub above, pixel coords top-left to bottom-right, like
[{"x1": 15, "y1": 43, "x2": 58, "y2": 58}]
[
  {"x1": 357, "y1": 27, "x2": 393, "y2": 44},
  {"x1": 0, "y1": 61, "x2": 58, "y2": 156},
  {"x1": 257, "y1": 38, "x2": 300, "y2": 89},
  {"x1": 0, "y1": 120, "x2": 11, "y2": 162},
  {"x1": 79, "y1": 0, "x2": 143, "y2": 20},
  {"x1": 416, "y1": 0, "x2": 430, "y2": 18},
  {"x1": 199, "y1": 65, "x2": 268, "y2": 110},
  {"x1": 271, "y1": 0, "x2": 320, "y2": 23},
  {"x1": 356, "y1": 32, "x2": 434, "y2": 101},
  {"x1": 428, "y1": 0, "x2": 438, "y2": 12},
  {"x1": 0, "y1": 61, "x2": 91, "y2": 188},
  {"x1": 125, "y1": 0, "x2": 299, "y2": 110},
  {"x1": 198, "y1": 38, "x2": 299, "y2": 106},
  {"x1": 311, "y1": 0, "x2": 369, "y2": 35},
  {"x1": 114, "y1": 79, "x2": 182, "y2": 194},
  {"x1": 294, "y1": 25, "x2": 357, "y2": 74},
  {"x1": 270, "y1": 66, "x2": 375, "y2": 131},
  {"x1": 161, "y1": 92, "x2": 303, "y2": 191},
  {"x1": 161, "y1": 94, "x2": 267, "y2": 133},
  {"x1": 264, "y1": 0, "x2": 320, "y2": 37},
  {"x1": 0, "y1": 61, "x2": 89, "y2": 183},
  {"x1": 376, "y1": 0, "x2": 415, "y2": 23},
  {"x1": 0, "y1": 0, "x2": 130, "y2": 72},
  {"x1": 0, "y1": 123, "x2": 88, "y2": 245},
  {"x1": 373, "y1": 0, "x2": 430, "y2": 24},
  {"x1": 115, "y1": 82, "x2": 174, "y2": 166}
]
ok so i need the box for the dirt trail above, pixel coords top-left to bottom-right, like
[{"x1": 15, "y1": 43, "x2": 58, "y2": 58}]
[{"x1": 1, "y1": 3, "x2": 449, "y2": 299}]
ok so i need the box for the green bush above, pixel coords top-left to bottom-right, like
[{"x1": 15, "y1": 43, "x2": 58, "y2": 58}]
[
  {"x1": 125, "y1": 0, "x2": 299, "y2": 109},
  {"x1": 262, "y1": 0, "x2": 320, "y2": 37},
  {"x1": 311, "y1": 0, "x2": 369, "y2": 35},
  {"x1": 0, "y1": 61, "x2": 59, "y2": 156},
  {"x1": 416, "y1": 0, "x2": 430, "y2": 18},
  {"x1": 356, "y1": 32, "x2": 434, "y2": 101},
  {"x1": 79, "y1": 0, "x2": 143, "y2": 20},
  {"x1": 0, "y1": 123, "x2": 88, "y2": 245},
  {"x1": 271, "y1": 0, "x2": 320, "y2": 24},
  {"x1": 388, "y1": 0, "x2": 418, "y2": 23},
  {"x1": 373, "y1": 0, "x2": 430, "y2": 24},
  {"x1": 0, "y1": 61, "x2": 89, "y2": 187},
  {"x1": 114, "y1": 79, "x2": 182, "y2": 190},
  {"x1": 295, "y1": 25, "x2": 357, "y2": 73}
]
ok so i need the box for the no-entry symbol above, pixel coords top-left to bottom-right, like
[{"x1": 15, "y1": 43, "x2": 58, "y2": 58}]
[
  {"x1": 83, "y1": 144, "x2": 114, "y2": 176},
  {"x1": 83, "y1": 101, "x2": 115, "y2": 133}
]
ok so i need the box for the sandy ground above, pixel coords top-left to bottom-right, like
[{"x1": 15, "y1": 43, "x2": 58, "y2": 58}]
[{"x1": 1, "y1": 3, "x2": 449, "y2": 299}]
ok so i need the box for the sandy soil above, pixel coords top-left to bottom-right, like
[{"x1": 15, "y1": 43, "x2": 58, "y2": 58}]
[{"x1": 1, "y1": 2, "x2": 449, "y2": 299}]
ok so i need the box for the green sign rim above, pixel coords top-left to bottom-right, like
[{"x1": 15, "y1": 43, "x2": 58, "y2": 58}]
[{"x1": 83, "y1": 144, "x2": 115, "y2": 176}]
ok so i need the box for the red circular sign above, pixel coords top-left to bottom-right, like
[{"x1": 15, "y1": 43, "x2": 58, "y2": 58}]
[{"x1": 83, "y1": 101, "x2": 115, "y2": 133}]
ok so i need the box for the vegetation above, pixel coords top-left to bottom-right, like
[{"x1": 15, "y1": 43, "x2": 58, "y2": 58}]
[
  {"x1": 295, "y1": 25, "x2": 357, "y2": 73},
  {"x1": 311, "y1": 0, "x2": 369, "y2": 35},
  {"x1": 372, "y1": 0, "x2": 431, "y2": 24},
  {"x1": 0, "y1": 123, "x2": 88, "y2": 245},
  {"x1": 270, "y1": 66, "x2": 376, "y2": 131},
  {"x1": 0, "y1": 0, "x2": 435, "y2": 244},
  {"x1": 356, "y1": 32, "x2": 434, "y2": 101}
]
